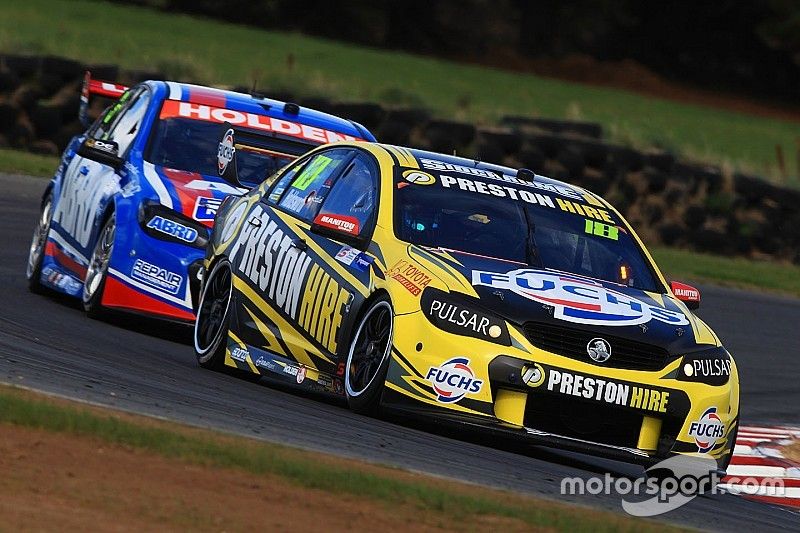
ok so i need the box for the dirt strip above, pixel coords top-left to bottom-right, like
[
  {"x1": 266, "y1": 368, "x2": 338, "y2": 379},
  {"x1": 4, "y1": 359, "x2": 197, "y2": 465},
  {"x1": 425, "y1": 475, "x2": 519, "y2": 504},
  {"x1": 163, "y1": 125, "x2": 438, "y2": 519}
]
[{"x1": 0, "y1": 424, "x2": 536, "y2": 533}]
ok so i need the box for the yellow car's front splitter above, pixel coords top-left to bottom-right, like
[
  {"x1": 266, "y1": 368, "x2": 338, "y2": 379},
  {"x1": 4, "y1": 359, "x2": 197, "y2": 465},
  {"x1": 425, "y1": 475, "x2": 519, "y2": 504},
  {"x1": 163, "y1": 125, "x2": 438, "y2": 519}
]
[{"x1": 382, "y1": 312, "x2": 739, "y2": 470}]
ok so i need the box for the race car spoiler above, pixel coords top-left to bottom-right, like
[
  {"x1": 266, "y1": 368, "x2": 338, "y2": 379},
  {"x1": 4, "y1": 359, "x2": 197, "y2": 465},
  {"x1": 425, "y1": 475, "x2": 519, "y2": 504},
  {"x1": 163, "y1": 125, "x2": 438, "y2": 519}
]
[
  {"x1": 217, "y1": 122, "x2": 315, "y2": 189},
  {"x1": 79, "y1": 71, "x2": 130, "y2": 127}
]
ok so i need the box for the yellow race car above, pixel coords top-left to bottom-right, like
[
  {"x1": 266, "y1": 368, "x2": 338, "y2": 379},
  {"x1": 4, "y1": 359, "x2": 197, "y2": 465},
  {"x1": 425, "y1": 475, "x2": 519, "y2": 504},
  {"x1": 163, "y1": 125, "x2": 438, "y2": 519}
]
[{"x1": 194, "y1": 133, "x2": 739, "y2": 471}]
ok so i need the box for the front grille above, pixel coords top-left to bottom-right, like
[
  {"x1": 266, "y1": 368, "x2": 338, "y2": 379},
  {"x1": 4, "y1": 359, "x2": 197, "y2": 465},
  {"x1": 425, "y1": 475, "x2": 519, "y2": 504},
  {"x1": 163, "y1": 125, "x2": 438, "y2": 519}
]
[
  {"x1": 524, "y1": 393, "x2": 643, "y2": 448},
  {"x1": 522, "y1": 321, "x2": 673, "y2": 371}
]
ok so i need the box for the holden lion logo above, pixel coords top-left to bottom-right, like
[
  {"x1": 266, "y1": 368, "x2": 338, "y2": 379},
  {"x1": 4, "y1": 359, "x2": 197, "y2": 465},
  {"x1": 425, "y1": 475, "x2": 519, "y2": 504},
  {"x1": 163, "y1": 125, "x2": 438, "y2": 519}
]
[
  {"x1": 426, "y1": 357, "x2": 483, "y2": 403},
  {"x1": 688, "y1": 406, "x2": 725, "y2": 453},
  {"x1": 587, "y1": 338, "x2": 611, "y2": 363},
  {"x1": 217, "y1": 128, "x2": 235, "y2": 175}
]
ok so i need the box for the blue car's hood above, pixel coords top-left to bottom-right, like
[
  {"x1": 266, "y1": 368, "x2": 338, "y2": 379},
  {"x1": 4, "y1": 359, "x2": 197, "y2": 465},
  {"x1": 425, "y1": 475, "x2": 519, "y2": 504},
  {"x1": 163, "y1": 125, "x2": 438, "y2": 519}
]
[{"x1": 141, "y1": 163, "x2": 245, "y2": 226}]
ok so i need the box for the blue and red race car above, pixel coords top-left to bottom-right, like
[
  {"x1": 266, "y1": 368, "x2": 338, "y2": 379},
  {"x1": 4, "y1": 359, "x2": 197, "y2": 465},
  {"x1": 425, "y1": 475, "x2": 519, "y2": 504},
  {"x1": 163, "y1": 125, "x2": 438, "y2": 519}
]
[{"x1": 26, "y1": 73, "x2": 375, "y2": 322}]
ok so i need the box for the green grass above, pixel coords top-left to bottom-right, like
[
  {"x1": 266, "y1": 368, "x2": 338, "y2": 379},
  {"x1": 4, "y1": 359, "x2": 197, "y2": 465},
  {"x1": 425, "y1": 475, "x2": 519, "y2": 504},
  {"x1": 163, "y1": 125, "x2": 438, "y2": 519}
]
[
  {"x1": 0, "y1": 0, "x2": 797, "y2": 184},
  {"x1": 0, "y1": 148, "x2": 59, "y2": 176},
  {"x1": 653, "y1": 247, "x2": 800, "y2": 298},
  {"x1": 0, "y1": 386, "x2": 679, "y2": 532}
]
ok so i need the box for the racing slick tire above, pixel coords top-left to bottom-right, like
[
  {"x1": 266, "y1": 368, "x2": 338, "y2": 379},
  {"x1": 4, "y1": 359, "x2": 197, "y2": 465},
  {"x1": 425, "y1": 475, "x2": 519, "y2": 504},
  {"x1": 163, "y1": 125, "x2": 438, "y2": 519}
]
[
  {"x1": 83, "y1": 213, "x2": 115, "y2": 318},
  {"x1": 344, "y1": 297, "x2": 394, "y2": 416},
  {"x1": 720, "y1": 415, "x2": 740, "y2": 473},
  {"x1": 26, "y1": 192, "x2": 53, "y2": 294},
  {"x1": 194, "y1": 260, "x2": 233, "y2": 370}
]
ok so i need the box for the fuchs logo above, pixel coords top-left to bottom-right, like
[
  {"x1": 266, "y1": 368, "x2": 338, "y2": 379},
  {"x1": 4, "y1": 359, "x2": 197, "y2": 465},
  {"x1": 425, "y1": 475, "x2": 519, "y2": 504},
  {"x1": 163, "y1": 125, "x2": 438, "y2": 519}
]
[
  {"x1": 688, "y1": 407, "x2": 725, "y2": 453},
  {"x1": 426, "y1": 357, "x2": 483, "y2": 403},
  {"x1": 472, "y1": 269, "x2": 690, "y2": 327},
  {"x1": 587, "y1": 338, "x2": 611, "y2": 363},
  {"x1": 217, "y1": 128, "x2": 235, "y2": 175}
]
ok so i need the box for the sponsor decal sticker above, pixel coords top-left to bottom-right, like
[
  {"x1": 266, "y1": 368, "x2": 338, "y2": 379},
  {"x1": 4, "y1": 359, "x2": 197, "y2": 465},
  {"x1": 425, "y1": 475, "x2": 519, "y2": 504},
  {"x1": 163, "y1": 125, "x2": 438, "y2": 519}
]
[
  {"x1": 43, "y1": 266, "x2": 82, "y2": 293},
  {"x1": 296, "y1": 366, "x2": 306, "y2": 384},
  {"x1": 430, "y1": 299, "x2": 491, "y2": 334},
  {"x1": 217, "y1": 128, "x2": 235, "y2": 175},
  {"x1": 386, "y1": 260, "x2": 432, "y2": 296},
  {"x1": 268, "y1": 186, "x2": 285, "y2": 203},
  {"x1": 439, "y1": 173, "x2": 557, "y2": 208},
  {"x1": 52, "y1": 160, "x2": 118, "y2": 248},
  {"x1": 335, "y1": 245, "x2": 359, "y2": 266},
  {"x1": 420, "y1": 288, "x2": 509, "y2": 344},
  {"x1": 420, "y1": 157, "x2": 585, "y2": 200},
  {"x1": 146, "y1": 216, "x2": 199, "y2": 244},
  {"x1": 426, "y1": 163, "x2": 617, "y2": 224},
  {"x1": 426, "y1": 357, "x2": 484, "y2": 403},
  {"x1": 87, "y1": 138, "x2": 118, "y2": 154},
  {"x1": 674, "y1": 287, "x2": 698, "y2": 299},
  {"x1": 280, "y1": 189, "x2": 308, "y2": 213},
  {"x1": 335, "y1": 246, "x2": 373, "y2": 272},
  {"x1": 352, "y1": 253, "x2": 373, "y2": 273},
  {"x1": 671, "y1": 281, "x2": 701, "y2": 303},
  {"x1": 521, "y1": 363, "x2": 546, "y2": 387},
  {"x1": 193, "y1": 196, "x2": 223, "y2": 222},
  {"x1": 314, "y1": 214, "x2": 360, "y2": 235},
  {"x1": 472, "y1": 269, "x2": 689, "y2": 327},
  {"x1": 131, "y1": 259, "x2": 183, "y2": 295},
  {"x1": 688, "y1": 407, "x2": 725, "y2": 453},
  {"x1": 160, "y1": 100, "x2": 362, "y2": 144},
  {"x1": 402, "y1": 169, "x2": 436, "y2": 185},
  {"x1": 684, "y1": 358, "x2": 731, "y2": 378},
  {"x1": 229, "y1": 205, "x2": 351, "y2": 354},
  {"x1": 230, "y1": 346, "x2": 249, "y2": 362},
  {"x1": 545, "y1": 368, "x2": 670, "y2": 413},
  {"x1": 255, "y1": 355, "x2": 276, "y2": 371}
]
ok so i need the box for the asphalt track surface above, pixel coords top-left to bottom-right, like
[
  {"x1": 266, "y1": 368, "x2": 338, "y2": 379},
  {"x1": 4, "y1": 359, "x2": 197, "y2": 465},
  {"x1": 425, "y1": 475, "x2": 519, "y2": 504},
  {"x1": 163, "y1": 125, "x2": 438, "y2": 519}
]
[{"x1": 2, "y1": 173, "x2": 799, "y2": 531}]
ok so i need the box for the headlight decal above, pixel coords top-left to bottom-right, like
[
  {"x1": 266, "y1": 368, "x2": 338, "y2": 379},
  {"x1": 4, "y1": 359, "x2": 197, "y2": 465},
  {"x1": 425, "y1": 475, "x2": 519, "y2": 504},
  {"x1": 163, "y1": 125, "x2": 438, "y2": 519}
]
[
  {"x1": 421, "y1": 287, "x2": 511, "y2": 345},
  {"x1": 677, "y1": 347, "x2": 731, "y2": 386}
]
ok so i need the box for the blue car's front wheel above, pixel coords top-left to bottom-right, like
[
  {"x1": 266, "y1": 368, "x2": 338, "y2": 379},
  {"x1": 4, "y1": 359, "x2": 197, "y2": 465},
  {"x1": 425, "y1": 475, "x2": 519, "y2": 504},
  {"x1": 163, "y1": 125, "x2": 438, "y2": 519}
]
[
  {"x1": 27, "y1": 193, "x2": 53, "y2": 294},
  {"x1": 83, "y1": 214, "x2": 115, "y2": 318}
]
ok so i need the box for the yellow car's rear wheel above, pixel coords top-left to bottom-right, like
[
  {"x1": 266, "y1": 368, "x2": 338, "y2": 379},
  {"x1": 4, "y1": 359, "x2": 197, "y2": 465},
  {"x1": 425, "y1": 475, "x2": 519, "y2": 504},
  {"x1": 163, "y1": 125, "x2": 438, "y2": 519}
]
[
  {"x1": 194, "y1": 260, "x2": 233, "y2": 370},
  {"x1": 345, "y1": 298, "x2": 393, "y2": 415}
]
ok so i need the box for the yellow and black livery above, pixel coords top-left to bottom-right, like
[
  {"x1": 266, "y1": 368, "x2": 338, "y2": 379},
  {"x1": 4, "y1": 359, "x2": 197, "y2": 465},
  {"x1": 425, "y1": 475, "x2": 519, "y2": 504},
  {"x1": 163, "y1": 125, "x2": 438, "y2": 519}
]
[{"x1": 194, "y1": 139, "x2": 740, "y2": 471}]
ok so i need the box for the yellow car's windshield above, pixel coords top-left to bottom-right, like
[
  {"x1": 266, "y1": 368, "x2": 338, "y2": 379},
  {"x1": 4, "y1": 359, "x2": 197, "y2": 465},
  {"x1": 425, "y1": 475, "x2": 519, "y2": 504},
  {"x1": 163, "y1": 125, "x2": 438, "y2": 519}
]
[{"x1": 393, "y1": 167, "x2": 660, "y2": 292}]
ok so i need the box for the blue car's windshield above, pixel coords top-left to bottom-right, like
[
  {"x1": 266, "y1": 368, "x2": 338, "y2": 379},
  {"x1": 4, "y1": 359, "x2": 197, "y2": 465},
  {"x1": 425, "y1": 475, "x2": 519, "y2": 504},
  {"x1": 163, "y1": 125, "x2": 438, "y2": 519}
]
[{"x1": 145, "y1": 117, "x2": 312, "y2": 186}]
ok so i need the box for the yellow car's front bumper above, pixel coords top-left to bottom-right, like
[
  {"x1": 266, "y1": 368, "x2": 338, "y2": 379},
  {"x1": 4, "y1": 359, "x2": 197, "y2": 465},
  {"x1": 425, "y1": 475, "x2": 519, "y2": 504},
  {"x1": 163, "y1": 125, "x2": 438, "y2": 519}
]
[{"x1": 383, "y1": 312, "x2": 739, "y2": 469}]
